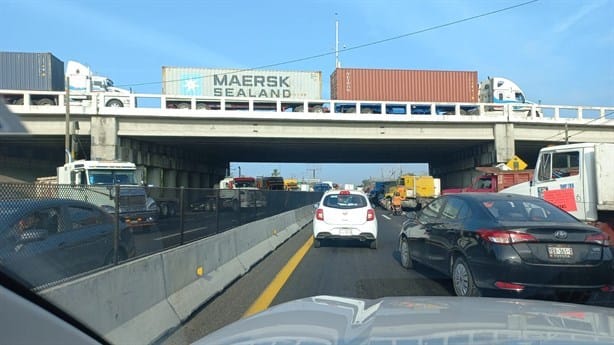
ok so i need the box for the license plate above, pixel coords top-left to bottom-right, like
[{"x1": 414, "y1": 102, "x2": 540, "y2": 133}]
[
  {"x1": 548, "y1": 246, "x2": 573, "y2": 258},
  {"x1": 339, "y1": 228, "x2": 352, "y2": 236}
]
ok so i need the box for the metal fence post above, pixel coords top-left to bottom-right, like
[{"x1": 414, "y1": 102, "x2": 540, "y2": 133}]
[
  {"x1": 179, "y1": 186, "x2": 185, "y2": 245},
  {"x1": 113, "y1": 184, "x2": 120, "y2": 265},
  {"x1": 215, "y1": 188, "x2": 220, "y2": 234}
]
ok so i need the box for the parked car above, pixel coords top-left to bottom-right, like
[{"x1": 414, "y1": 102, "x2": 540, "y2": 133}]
[
  {"x1": 313, "y1": 190, "x2": 378, "y2": 249},
  {"x1": 398, "y1": 193, "x2": 613, "y2": 301},
  {"x1": 0, "y1": 198, "x2": 136, "y2": 288}
]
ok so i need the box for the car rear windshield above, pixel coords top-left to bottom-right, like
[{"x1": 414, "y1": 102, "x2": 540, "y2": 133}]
[
  {"x1": 322, "y1": 194, "x2": 368, "y2": 209},
  {"x1": 481, "y1": 198, "x2": 578, "y2": 223}
]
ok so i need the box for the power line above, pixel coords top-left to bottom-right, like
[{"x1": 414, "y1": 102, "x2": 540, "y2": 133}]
[
  {"x1": 117, "y1": 0, "x2": 539, "y2": 88},
  {"x1": 542, "y1": 110, "x2": 614, "y2": 142}
]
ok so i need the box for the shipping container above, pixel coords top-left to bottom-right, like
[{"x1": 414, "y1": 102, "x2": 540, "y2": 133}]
[
  {"x1": 162, "y1": 67, "x2": 322, "y2": 99},
  {"x1": 330, "y1": 68, "x2": 478, "y2": 102},
  {"x1": 0, "y1": 52, "x2": 65, "y2": 91}
]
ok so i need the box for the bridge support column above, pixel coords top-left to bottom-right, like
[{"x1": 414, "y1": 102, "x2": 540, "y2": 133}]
[
  {"x1": 494, "y1": 123, "x2": 515, "y2": 163},
  {"x1": 164, "y1": 169, "x2": 178, "y2": 188},
  {"x1": 147, "y1": 167, "x2": 163, "y2": 187},
  {"x1": 90, "y1": 116, "x2": 118, "y2": 160},
  {"x1": 178, "y1": 171, "x2": 189, "y2": 188}
]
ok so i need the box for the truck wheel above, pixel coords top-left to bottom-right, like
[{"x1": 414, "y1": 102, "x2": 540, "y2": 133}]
[
  {"x1": 311, "y1": 105, "x2": 323, "y2": 113},
  {"x1": 361, "y1": 108, "x2": 374, "y2": 114},
  {"x1": 106, "y1": 99, "x2": 124, "y2": 107},
  {"x1": 196, "y1": 103, "x2": 209, "y2": 110},
  {"x1": 314, "y1": 239, "x2": 321, "y2": 248},
  {"x1": 177, "y1": 103, "x2": 190, "y2": 109},
  {"x1": 36, "y1": 98, "x2": 55, "y2": 106},
  {"x1": 294, "y1": 105, "x2": 304, "y2": 112}
]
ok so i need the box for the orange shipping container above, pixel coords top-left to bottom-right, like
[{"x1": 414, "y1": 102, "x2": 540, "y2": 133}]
[{"x1": 330, "y1": 68, "x2": 478, "y2": 102}]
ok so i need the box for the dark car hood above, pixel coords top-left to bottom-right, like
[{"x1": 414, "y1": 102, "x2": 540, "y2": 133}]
[{"x1": 194, "y1": 296, "x2": 614, "y2": 345}]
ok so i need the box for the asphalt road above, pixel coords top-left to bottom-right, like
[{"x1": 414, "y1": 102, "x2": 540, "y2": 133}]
[
  {"x1": 159, "y1": 206, "x2": 614, "y2": 344},
  {"x1": 159, "y1": 208, "x2": 455, "y2": 345}
]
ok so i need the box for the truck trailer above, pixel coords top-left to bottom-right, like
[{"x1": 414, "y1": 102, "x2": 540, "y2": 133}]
[{"x1": 0, "y1": 52, "x2": 131, "y2": 107}]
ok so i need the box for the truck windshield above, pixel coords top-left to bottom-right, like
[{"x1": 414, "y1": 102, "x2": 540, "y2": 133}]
[
  {"x1": 88, "y1": 170, "x2": 137, "y2": 185},
  {"x1": 234, "y1": 181, "x2": 256, "y2": 188}
]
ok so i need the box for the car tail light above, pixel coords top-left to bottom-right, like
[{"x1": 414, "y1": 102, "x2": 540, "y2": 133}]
[
  {"x1": 477, "y1": 229, "x2": 537, "y2": 244},
  {"x1": 367, "y1": 209, "x2": 375, "y2": 221},
  {"x1": 339, "y1": 190, "x2": 350, "y2": 195},
  {"x1": 585, "y1": 233, "x2": 609, "y2": 246},
  {"x1": 600, "y1": 285, "x2": 614, "y2": 292},
  {"x1": 316, "y1": 208, "x2": 324, "y2": 221},
  {"x1": 495, "y1": 281, "x2": 525, "y2": 292}
]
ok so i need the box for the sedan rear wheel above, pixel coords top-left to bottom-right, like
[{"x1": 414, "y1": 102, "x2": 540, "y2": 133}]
[
  {"x1": 313, "y1": 239, "x2": 321, "y2": 248},
  {"x1": 452, "y1": 257, "x2": 480, "y2": 297},
  {"x1": 400, "y1": 238, "x2": 413, "y2": 269},
  {"x1": 369, "y1": 239, "x2": 377, "y2": 249}
]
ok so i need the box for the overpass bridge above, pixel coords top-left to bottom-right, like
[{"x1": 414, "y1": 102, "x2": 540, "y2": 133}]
[{"x1": 1, "y1": 90, "x2": 613, "y2": 187}]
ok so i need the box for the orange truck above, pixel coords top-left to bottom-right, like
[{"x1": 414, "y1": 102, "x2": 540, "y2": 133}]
[{"x1": 442, "y1": 167, "x2": 534, "y2": 194}]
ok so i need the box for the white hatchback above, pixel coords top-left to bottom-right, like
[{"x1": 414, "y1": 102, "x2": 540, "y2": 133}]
[{"x1": 313, "y1": 190, "x2": 378, "y2": 249}]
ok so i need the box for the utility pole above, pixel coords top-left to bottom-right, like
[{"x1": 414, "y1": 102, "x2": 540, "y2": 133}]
[
  {"x1": 64, "y1": 76, "x2": 70, "y2": 163},
  {"x1": 307, "y1": 168, "x2": 317, "y2": 179},
  {"x1": 335, "y1": 13, "x2": 340, "y2": 68}
]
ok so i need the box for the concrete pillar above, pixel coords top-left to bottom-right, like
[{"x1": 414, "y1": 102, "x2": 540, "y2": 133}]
[
  {"x1": 494, "y1": 123, "x2": 515, "y2": 163},
  {"x1": 189, "y1": 172, "x2": 201, "y2": 188},
  {"x1": 90, "y1": 116, "x2": 118, "y2": 160},
  {"x1": 178, "y1": 171, "x2": 189, "y2": 188},
  {"x1": 148, "y1": 167, "x2": 163, "y2": 187},
  {"x1": 164, "y1": 169, "x2": 178, "y2": 188}
]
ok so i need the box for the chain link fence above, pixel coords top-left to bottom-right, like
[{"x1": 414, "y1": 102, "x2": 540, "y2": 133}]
[{"x1": 0, "y1": 183, "x2": 321, "y2": 289}]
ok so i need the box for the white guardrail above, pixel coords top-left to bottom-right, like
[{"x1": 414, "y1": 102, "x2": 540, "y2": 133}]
[{"x1": 2, "y1": 89, "x2": 613, "y2": 122}]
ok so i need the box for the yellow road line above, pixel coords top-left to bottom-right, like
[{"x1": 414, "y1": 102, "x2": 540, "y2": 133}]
[{"x1": 242, "y1": 236, "x2": 314, "y2": 318}]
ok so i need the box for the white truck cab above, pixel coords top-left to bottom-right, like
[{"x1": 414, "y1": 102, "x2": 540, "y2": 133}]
[{"x1": 66, "y1": 61, "x2": 131, "y2": 107}]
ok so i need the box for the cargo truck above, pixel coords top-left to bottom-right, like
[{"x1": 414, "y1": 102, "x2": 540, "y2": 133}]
[
  {"x1": 383, "y1": 175, "x2": 441, "y2": 210},
  {"x1": 501, "y1": 143, "x2": 614, "y2": 242},
  {"x1": 35, "y1": 159, "x2": 157, "y2": 230},
  {"x1": 329, "y1": 68, "x2": 538, "y2": 116},
  {"x1": 442, "y1": 167, "x2": 534, "y2": 194},
  {"x1": 161, "y1": 67, "x2": 322, "y2": 110},
  {"x1": 284, "y1": 178, "x2": 299, "y2": 191},
  {"x1": 0, "y1": 52, "x2": 131, "y2": 107}
]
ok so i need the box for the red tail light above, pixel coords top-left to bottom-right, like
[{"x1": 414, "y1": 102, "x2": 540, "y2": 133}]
[
  {"x1": 316, "y1": 208, "x2": 324, "y2": 221},
  {"x1": 367, "y1": 209, "x2": 375, "y2": 221},
  {"x1": 585, "y1": 233, "x2": 609, "y2": 246},
  {"x1": 477, "y1": 229, "x2": 537, "y2": 244}
]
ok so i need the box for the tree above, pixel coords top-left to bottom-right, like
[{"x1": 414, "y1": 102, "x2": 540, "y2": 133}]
[{"x1": 271, "y1": 169, "x2": 280, "y2": 177}]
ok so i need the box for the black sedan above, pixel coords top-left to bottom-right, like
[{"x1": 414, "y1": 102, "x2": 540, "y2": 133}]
[
  {"x1": 398, "y1": 193, "x2": 612, "y2": 300},
  {"x1": 0, "y1": 198, "x2": 136, "y2": 288}
]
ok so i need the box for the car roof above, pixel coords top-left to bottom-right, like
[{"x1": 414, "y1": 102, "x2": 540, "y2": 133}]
[
  {"x1": 323, "y1": 189, "x2": 366, "y2": 196},
  {"x1": 445, "y1": 192, "x2": 538, "y2": 202}
]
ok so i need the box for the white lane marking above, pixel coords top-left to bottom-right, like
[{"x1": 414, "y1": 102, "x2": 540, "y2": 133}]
[
  {"x1": 154, "y1": 226, "x2": 208, "y2": 241},
  {"x1": 382, "y1": 215, "x2": 391, "y2": 220}
]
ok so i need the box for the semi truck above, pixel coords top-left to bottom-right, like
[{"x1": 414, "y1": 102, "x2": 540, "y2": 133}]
[
  {"x1": 35, "y1": 159, "x2": 157, "y2": 229},
  {"x1": 501, "y1": 143, "x2": 614, "y2": 242},
  {"x1": 218, "y1": 176, "x2": 266, "y2": 211},
  {"x1": 328, "y1": 68, "x2": 539, "y2": 116},
  {"x1": 0, "y1": 52, "x2": 131, "y2": 107},
  {"x1": 442, "y1": 167, "x2": 534, "y2": 194},
  {"x1": 284, "y1": 178, "x2": 299, "y2": 191}
]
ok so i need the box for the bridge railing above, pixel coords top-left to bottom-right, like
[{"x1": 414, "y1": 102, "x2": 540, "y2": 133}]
[{"x1": 3, "y1": 88, "x2": 613, "y2": 121}]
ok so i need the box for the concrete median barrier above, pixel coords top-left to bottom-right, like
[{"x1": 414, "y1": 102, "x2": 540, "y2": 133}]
[{"x1": 39, "y1": 205, "x2": 314, "y2": 345}]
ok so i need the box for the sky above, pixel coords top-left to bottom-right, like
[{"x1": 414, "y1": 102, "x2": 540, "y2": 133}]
[{"x1": 4, "y1": 0, "x2": 613, "y2": 185}]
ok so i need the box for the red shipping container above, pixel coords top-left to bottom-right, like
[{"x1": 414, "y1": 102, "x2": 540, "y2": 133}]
[{"x1": 330, "y1": 68, "x2": 478, "y2": 102}]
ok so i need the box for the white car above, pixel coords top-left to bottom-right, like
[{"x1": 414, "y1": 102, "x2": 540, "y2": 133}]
[{"x1": 313, "y1": 190, "x2": 378, "y2": 249}]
